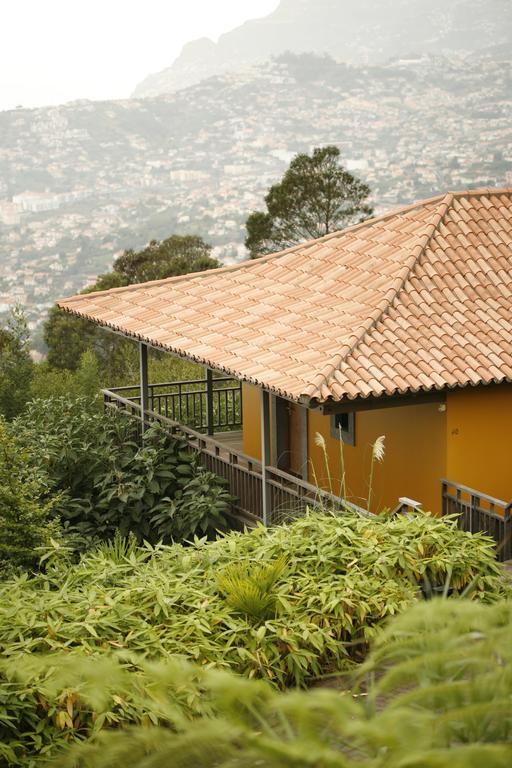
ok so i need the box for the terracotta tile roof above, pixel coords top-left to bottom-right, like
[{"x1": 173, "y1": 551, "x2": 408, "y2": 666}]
[{"x1": 57, "y1": 188, "x2": 512, "y2": 405}]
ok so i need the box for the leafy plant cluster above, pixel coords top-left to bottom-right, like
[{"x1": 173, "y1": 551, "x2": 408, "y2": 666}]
[
  {"x1": 0, "y1": 396, "x2": 230, "y2": 574},
  {"x1": 0, "y1": 424, "x2": 60, "y2": 576},
  {"x1": 0, "y1": 512, "x2": 505, "y2": 706},
  {"x1": 2, "y1": 598, "x2": 512, "y2": 767},
  {"x1": 0, "y1": 304, "x2": 102, "y2": 420}
]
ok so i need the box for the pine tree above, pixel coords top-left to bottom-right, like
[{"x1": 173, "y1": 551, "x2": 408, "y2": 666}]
[{"x1": 245, "y1": 145, "x2": 372, "y2": 257}]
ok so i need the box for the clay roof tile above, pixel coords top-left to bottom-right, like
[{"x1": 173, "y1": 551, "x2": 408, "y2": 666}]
[{"x1": 57, "y1": 188, "x2": 512, "y2": 405}]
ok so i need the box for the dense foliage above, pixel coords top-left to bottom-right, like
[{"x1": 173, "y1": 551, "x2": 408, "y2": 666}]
[
  {"x1": 245, "y1": 145, "x2": 373, "y2": 257},
  {"x1": 37, "y1": 601, "x2": 512, "y2": 768},
  {"x1": 0, "y1": 424, "x2": 59, "y2": 576},
  {"x1": 1, "y1": 593, "x2": 511, "y2": 766},
  {"x1": 9, "y1": 396, "x2": 230, "y2": 550},
  {"x1": 0, "y1": 511, "x2": 505, "y2": 683},
  {"x1": 0, "y1": 307, "x2": 33, "y2": 419},
  {"x1": 0, "y1": 306, "x2": 108, "y2": 418}
]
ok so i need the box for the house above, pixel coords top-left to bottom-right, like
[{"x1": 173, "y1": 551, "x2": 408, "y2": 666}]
[{"x1": 57, "y1": 188, "x2": 512, "y2": 547}]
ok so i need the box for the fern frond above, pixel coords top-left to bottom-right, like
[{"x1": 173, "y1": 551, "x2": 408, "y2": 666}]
[{"x1": 216, "y1": 557, "x2": 287, "y2": 622}]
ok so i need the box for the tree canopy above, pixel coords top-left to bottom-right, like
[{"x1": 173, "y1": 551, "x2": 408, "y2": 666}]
[
  {"x1": 0, "y1": 307, "x2": 34, "y2": 419},
  {"x1": 111, "y1": 234, "x2": 216, "y2": 284},
  {"x1": 245, "y1": 145, "x2": 373, "y2": 257}
]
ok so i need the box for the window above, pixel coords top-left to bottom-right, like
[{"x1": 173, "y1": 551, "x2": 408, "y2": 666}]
[{"x1": 331, "y1": 412, "x2": 355, "y2": 446}]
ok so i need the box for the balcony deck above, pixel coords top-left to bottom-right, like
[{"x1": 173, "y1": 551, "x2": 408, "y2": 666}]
[
  {"x1": 103, "y1": 379, "x2": 511, "y2": 560},
  {"x1": 213, "y1": 430, "x2": 244, "y2": 455},
  {"x1": 103, "y1": 380, "x2": 368, "y2": 527}
]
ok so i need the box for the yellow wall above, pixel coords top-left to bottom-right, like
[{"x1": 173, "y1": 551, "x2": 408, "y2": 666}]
[
  {"x1": 241, "y1": 383, "x2": 512, "y2": 513},
  {"x1": 242, "y1": 383, "x2": 262, "y2": 459},
  {"x1": 308, "y1": 403, "x2": 447, "y2": 515},
  {"x1": 242, "y1": 382, "x2": 448, "y2": 515},
  {"x1": 446, "y1": 385, "x2": 512, "y2": 503}
]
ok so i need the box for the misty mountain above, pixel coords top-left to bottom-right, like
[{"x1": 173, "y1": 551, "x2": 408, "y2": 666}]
[
  {"x1": 133, "y1": 0, "x2": 511, "y2": 97},
  {"x1": 2, "y1": 50, "x2": 511, "y2": 337}
]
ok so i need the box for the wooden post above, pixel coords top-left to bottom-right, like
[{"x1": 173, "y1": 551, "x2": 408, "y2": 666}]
[
  {"x1": 299, "y1": 405, "x2": 308, "y2": 482},
  {"x1": 471, "y1": 494, "x2": 480, "y2": 533},
  {"x1": 206, "y1": 367, "x2": 214, "y2": 435},
  {"x1": 139, "y1": 342, "x2": 149, "y2": 435},
  {"x1": 505, "y1": 505, "x2": 512, "y2": 561},
  {"x1": 441, "y1": 481, "x2": 447, "y2": 516},
  {"x1": 260, "y1": 389, "x2": 271, "y2": 526}
]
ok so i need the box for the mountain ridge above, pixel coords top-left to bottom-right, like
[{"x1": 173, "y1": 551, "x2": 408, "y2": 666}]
[
  {"x1": 2, "y1": 50, "x2": 511, "y2": 337},
  {"x1": 133, "y1": 0, "x2": 511, "y2": 97}
]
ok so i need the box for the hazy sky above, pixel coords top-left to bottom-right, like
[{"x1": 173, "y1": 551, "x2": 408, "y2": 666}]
[{"x1": 0, "y1": 0, "x2": 279, "y2": 112}]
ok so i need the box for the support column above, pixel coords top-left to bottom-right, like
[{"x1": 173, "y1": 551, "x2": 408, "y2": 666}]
[
  {"x1": 260, "y1": 389, "x2": 271, "y2": 526},
  {"x1": 206, "y1": 367, "x2": 214, "y2": 436},
  {"x1": 139, "y1": 342, "x2": 149, "y2": 435},
  {"x1": 299, "y1": 405, "x2": 309, "y2": 482}
]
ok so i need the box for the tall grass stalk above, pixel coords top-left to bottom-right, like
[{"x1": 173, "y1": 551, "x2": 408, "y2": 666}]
[
  {"x1": 314, "y1": 432, "x2": 334, "y2": 498},
  {"x1": 313, "y1": 430, "x2": 386, "y2": 514},
  {"x1": 367, "y1": 435, "x2": 385, "y2": 514}
]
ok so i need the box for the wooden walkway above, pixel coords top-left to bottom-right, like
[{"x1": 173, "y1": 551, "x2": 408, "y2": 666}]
[
  {"x1": 103, "y1": 387, "x2": 369, "y2": 526},
  {"x1": 212, "y1": 430, "x2": 244, "y2": 455}
]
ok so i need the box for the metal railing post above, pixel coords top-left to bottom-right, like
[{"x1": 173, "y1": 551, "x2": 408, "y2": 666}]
[
  {"x1": 139, "y1": 342, "x2": 149, "y2": 436},
  {"x1": 260, "y1": 389, "x2": 271, "y2": 526},
  {"x1": 441, "y1": 481, "x2": 447, "y2": 515},
  {"x1": 206, "y1": 367, "x2": 214, "y2": 435}
]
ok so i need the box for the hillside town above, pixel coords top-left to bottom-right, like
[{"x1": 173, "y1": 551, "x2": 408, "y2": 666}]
[{"x1": 0, "y1": 52, "x2": 511, "y2": 342}]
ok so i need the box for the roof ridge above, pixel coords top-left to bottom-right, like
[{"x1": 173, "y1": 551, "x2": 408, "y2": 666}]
[
  {"x1": 450, "y1": 186, "x2": 512, "y2": 199},
  {"x1": 59, "y1": 187, "x2": 512, "y2": 307},
  {"x1": 301, "y1": 192, "x2": 455, "y2": 404}
]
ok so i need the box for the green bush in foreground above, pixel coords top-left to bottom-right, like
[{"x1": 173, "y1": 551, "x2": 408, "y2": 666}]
[
  {"x1": 0, "y1": 512, "x2": 505, "y2": 689},
  {"x1": 2, "y1": 599, "x2": 511, "y2": 767}
]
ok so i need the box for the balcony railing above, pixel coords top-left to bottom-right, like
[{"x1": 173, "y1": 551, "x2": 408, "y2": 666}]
[
  {"x1": 102, "y1": 386, "x2": 368, "y2": 527},
  {"x1": 105, "y1": 377, "x2": 242, "y2": 433},
  {"x1": 441, "y1": 479, "x2": 512, "y2": 562}
]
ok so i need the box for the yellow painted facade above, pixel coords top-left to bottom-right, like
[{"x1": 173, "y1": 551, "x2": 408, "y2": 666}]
[
  {"x1": 307, "y1": 403, "x2": 446, "y2": 515},
  {"x1": 242, "y1": 383, "x2": 263, "y2": 459},
  {"x1": 241, "y1": 382, "x2": 512, "y2": 514},
  {"x1": 446, "y1": 384, "x2": 512, "y2": 504}
]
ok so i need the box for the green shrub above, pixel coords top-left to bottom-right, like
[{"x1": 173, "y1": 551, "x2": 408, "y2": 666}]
[
  {"x1": 151, "y1": 470, "x2": 231, "y2": 541},
  {"x1": 30, "y1": 351, "x2": 101, "y2": 402},
  {"x1": 0, "y1": 423, "x2": 59, "y2": 576},
  {"x1": 11, "y1": 396, "x2": 231, "y2": 546},
  {"x1": 29, "y1": 363, "x2": 78, "y2": 401},
  {"x1": 2, "y1": 599, "x2": 512, "y2": 767},
  {"x1": 216, "y1": 556, "x2": 288, "y2": 622},
  {"x1": 0, "y1": 307, "x2": 34, "y2": 420},
  {"x1": 0, "y1": 513, "x2": 505, "y2": 692}
]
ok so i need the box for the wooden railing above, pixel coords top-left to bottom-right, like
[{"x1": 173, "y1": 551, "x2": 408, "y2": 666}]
[
  {"x1": 103, "y1": 388, "x2": 368, "y2": 526},
  {"x1": 441, "y1": 479, "x2": 512, "y2": 562},
  {"x1": 106, "y1": 377, "x2": 242, "y2": 433}
]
